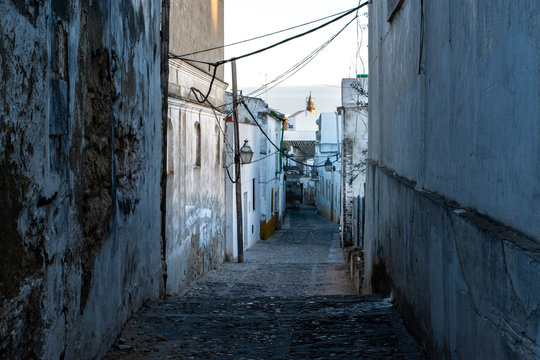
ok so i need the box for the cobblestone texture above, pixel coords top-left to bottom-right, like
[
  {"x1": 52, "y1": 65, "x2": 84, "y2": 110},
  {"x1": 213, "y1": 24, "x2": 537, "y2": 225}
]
[{"x1": 105, "y1": 209, "x2": 424, "y2": 359}]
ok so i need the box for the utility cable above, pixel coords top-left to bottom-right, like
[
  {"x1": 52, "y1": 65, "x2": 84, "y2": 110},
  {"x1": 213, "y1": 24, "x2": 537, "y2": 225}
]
[
  {"x1": 247, "y1": 15, "x2": 358, "y2": 98},
  {"x1": 173, "y1": 1, "x2": 368, "y2": 66},
  {"x1": 190, "y1": 65, "x2": 219, "y2": 104},
  {"x1": 225, "y1": 165, "x2": 240, "y2": 184},
  {"x1": 175, "y1": 7, "x2": 354, "y2": 58}
]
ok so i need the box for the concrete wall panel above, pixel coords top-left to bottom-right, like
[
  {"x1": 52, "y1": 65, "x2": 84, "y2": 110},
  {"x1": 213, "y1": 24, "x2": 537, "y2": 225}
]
[{"x1": 367, "y1": 0, "x2": 540, "y2": 357}]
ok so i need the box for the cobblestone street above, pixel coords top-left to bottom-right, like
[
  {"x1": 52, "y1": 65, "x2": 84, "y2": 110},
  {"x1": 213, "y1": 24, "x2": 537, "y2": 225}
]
[{"x1": 105, "y1": 209, "x2": 424, "y2": 359}]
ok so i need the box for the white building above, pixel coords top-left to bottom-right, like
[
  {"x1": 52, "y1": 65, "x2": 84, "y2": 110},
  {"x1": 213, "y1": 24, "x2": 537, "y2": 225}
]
[
  {"x1": 225, "y1": 94, "x2": 286, "y2": 259},
  {"x1": 314, "y1": 112, "x2": 342, "y2": 223},
  {"x1": 365, "y1": 1, "x2": 540, "y2": 357},
  {"x1": 283, "y1": 94, "x2": 318, "y2": 207},
  {"x1": 166, "y1": 59, "x2": 228, "y2": 293}
]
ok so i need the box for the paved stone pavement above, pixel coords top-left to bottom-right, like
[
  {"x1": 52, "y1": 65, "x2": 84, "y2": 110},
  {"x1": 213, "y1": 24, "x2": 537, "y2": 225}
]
[{"x1": 105, "y1": 209, "x2": 424, "y2": 359}]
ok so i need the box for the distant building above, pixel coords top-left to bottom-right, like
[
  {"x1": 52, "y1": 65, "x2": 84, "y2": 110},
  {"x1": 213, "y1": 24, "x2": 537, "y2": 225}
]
[
  {"x1": 283, "y1": 95, "x2": 319, "y2": 208},
  {"x1": 314, "y1": 112, "x2": 342, "y2": 223},
  {"x1": 224, "y1": 94, "x2": 286, "y2": 259}
]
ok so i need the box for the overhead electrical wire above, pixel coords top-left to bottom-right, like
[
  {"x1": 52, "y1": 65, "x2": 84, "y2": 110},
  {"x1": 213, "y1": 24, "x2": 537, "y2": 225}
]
[
  {"x1": 213, "y1": 13, "x2": 359, "y2": 112},
  {"x1": 175, "y1": 7, "x2": 354, "y2": 58},
  {"x1": 171, "y1": 1, "x2": 368, "y2": 67},
  {"x1": 179, "y1": 3, "x2": 367, "y2": 182},
  {"x1": 247, "y1": 15, "x2": 358, "y2": 98}
]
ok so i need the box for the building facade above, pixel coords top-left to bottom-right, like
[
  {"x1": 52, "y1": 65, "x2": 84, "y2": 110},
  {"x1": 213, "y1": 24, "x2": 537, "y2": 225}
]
[
  {"x1": 314, "y1": 112, "x2": 342, "y2": 223},
  {"x1": 166, "y1": 61, "x2": 227, "y2": 293},
  {"x1": 283, "y1": 97, "x2": 318, "y2": 208},
  {"x1": 225, "y1": 95, "x2": 286, "y2": 259},
  {"x1": 340, "y1": 78, "x2": 369, "y2": 247},
  {"x1": 365, "y1": 1, "x2": 540, "y2": 358},
  {"x1": 164, "y1": 0, "x2": 226, "y2": 294}
]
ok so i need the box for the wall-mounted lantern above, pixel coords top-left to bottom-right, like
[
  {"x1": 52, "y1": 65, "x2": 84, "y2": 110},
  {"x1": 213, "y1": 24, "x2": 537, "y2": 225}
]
[
  {"x1": 324, "y1": 157, "x2": 332, "y2": 172},
  {"x1": 240, "y1": 139, "x2": 254, "y2": 164}
]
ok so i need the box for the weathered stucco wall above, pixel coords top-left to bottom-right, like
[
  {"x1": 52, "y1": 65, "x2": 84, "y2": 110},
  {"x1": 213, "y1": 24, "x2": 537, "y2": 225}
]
[
  {"x1": 164, "y1": 0, "x2": 227, "y2": 294},
  {"x1": 166, "y1": 97, "x2": 226, "y2": 293},
  {"x1": 1, "y1": 1, "x2": 162, "y2": 358},
  {"x1": 225, "y1": 121, "x2": 261, "y2": 258},
  {"x1": 368, "y1": 0, "x2": 540, "y2": 241},
  {"x1": 366, "y1": 0, "x2": 540, "y2": 358}
]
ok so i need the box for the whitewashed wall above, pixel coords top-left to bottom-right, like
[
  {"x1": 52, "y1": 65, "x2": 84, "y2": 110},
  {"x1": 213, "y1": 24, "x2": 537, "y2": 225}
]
[{"x1": 166, "y1": 59, "x2": 227, "y2": 294}]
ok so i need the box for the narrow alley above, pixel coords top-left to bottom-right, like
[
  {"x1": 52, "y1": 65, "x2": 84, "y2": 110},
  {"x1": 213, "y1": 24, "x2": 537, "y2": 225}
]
[
  {"x1": 105, "y1": 209, "x2": 423, "y2": 359},
  {"x1": 3, "y1": 1, "x2": 539, "y2": 358}
]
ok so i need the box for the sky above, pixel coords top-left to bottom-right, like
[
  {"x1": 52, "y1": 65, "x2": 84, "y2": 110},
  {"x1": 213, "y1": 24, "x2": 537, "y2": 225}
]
[{"x1": 224, "y1": 0, "x2": 368, "y2": 114}]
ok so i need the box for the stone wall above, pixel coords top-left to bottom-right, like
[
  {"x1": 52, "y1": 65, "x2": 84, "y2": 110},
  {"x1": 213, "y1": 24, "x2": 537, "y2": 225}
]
[
  {"x1": 366, "y1": 0, "x2": 540, "y2": 358},
  {"x1": 0, "y1": 1, "x2": 162, "y2": 358}
]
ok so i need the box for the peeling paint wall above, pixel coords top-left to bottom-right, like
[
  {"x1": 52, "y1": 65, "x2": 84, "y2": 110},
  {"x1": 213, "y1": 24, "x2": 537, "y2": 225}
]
[
  {"x1": 165, "y1": 0, "x2": 226, "y2": 293},
  {"x1": 166, "y1": 95, "x2": 226, "y2": 293},
  {"x1": 366, "y1": 0, "x2": 540, "y2": 358},
  {"x1": 0, "y1": 1, "x2": 162, "y2": 358}
]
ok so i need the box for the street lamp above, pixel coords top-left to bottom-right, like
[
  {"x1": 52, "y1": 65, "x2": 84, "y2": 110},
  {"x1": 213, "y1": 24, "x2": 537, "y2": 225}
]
[
  {"x1": 324, "y1": 157, "x2": 332, "y2": 172},
  {"x1": 240, "y1": 139, "x2": 254, "y2": 164}
]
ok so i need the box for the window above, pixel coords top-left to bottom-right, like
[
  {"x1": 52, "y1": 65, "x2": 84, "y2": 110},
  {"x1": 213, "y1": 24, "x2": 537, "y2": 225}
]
[
  {"x1": 215, "y1": 125, "x2": 220, "y2": 166},
  {"x1": 194, "y1": 121, "x2": 201, "y2": 168},
  {"x1": 252, "y1": 178, "x2": 256, "y2": 210},
  {"x1": 166, "y1": 117, "x2": 174, "y2": 175}
]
